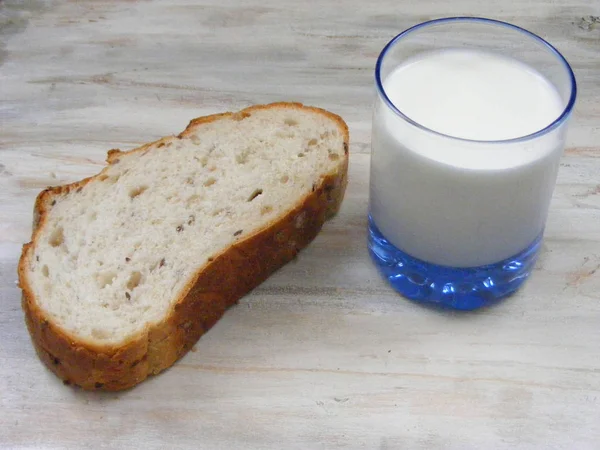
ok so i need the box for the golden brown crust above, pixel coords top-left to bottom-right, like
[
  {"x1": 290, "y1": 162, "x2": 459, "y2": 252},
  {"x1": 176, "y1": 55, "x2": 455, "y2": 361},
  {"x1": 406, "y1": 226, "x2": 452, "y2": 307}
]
[{"x1": 18, "y1": 102, "x2": 349, "y2": 391}]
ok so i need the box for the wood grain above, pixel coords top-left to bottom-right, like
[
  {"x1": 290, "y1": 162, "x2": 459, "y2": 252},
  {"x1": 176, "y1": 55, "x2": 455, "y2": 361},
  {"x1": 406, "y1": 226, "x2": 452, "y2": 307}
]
[{"x1": 1, "y1": 0, "x2": 599, "y2": 448}]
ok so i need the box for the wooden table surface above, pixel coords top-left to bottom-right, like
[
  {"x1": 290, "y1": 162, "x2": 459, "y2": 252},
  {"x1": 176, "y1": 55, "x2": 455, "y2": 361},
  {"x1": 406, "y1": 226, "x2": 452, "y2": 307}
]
[{"x1": 1, "y1": 1, "x2": 599, "y2": 448}]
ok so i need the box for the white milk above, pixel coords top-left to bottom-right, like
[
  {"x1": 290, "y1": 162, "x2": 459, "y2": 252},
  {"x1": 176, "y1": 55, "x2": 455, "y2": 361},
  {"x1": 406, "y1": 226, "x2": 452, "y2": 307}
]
[{"x1": 370, "y1": 49, "x2": 566, "y2": 267}]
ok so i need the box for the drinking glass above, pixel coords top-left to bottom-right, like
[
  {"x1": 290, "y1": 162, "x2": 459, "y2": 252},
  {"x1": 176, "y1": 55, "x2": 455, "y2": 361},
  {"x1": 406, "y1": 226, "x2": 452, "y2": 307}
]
[{"x1": 368, "y1": 17, "x2": 577, "y2": 310}]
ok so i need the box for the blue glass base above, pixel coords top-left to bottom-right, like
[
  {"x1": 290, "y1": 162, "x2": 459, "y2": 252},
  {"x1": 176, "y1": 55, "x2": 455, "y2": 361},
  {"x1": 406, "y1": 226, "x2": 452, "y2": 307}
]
[{"x1": 368, "y1": 216, "x2": 542, "y2": 310}]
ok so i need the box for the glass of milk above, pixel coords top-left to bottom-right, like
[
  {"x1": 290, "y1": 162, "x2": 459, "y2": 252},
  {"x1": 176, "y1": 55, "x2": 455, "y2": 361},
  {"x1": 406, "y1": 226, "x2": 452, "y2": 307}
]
[{"x1": 368, "y1": 17, "x2": 577, "y2": 310}]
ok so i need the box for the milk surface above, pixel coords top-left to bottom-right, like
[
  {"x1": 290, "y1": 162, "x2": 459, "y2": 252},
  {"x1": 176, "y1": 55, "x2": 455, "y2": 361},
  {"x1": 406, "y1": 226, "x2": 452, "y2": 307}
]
[{"x1": 370, "y1": 49, "x2": 566, "y2": 267}]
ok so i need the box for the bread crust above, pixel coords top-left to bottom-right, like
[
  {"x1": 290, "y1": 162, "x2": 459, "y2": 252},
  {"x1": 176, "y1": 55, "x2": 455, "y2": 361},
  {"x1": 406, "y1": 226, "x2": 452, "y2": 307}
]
[{"x1": 18, "y1": 102, "x2": 349, "y2": 391}]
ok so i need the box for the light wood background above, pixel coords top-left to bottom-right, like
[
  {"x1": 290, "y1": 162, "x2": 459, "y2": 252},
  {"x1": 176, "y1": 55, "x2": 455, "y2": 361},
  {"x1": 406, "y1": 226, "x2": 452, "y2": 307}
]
[{"x1": 1, "y1": 1, "x2": 599, "y2": 448}]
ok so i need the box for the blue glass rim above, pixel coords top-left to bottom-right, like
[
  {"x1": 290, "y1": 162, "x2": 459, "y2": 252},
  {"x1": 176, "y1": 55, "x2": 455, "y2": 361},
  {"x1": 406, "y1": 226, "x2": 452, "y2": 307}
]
[{"x1": 375, "y1": 17, "x2": 578, "y2": 144}]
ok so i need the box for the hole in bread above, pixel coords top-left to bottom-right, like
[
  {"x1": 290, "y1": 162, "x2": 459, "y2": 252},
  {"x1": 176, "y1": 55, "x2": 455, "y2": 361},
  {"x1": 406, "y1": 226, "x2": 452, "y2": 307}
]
[
  {"x1": 167, "y1": 194, "x2": 182, "y2": 204},
  {"x1": 186, "y1": 177, "x2": 194, "y2": 185},
  {"x1": 194, "y1": 155, "x2": 209, "y2": 167},
  {"x1": 49, "y1": 227, "x2": 64, "y2": 248},
  {"x1": 98, "y1": 272, "x2": 116, "y2": 288},
  {"x1": 190, "y1": 135, "x2": 200, "y2": 145},
  {"x1": 284, "y1": 118, "x2": 298, "y2": 127},
  {"x1": 235, "y1": 151, "x2": 250, "y2": 165},
  {"x1": 42, "y1": 265, "x2": 49, "y2": 277},
  {"x1": 280, "y1": 175, "x2": 289, "y2": 184},
  {"x1": 98, "y1": 174, "x2": 109, "y2": 181},
  {"x1": 328, "y1": 153, "x2": 340, "y2": 161},
  {"x1": 187, "y1": 215, "x2": 195, "y2": 226},
  {"x1": 247, "y1": 188, "x2": 263, "y2": 202},
  {"x1": 297, "y1": 153, "x2": 305, "y2": 158},
  {"x1": 91, "y1": 328, "x2": 110, "y2": 339},
  {"x1": 261, "y1": 205, "x2": 273, "y2": 215},
  {"x1": 127, "y1": 271, "x2": 142, "y2": 290},
  {"x1": 211, "y1": 208, "x2": 224, "y2": 216},
  {"x1": 275, "y1": 130, "x2": 294, "y2": 139},
  {"x1": 234, "y1": 229, "x2": 243, "y2": 236},
  {"x1": 204, "y1": 177, "x2": 217, "y2": 187},
  {"x1": 187, "y1": 194, "x2": 202, "y2": 206},
  {"x1": 308, "y1": 138, "x2": 318, "y2": 146},
  {"x1": 320, "y1": 131, "x2": 330, "y2": 139},
  {"x1": 129, "y1": 185, "x2": 148, "y2": 199}
]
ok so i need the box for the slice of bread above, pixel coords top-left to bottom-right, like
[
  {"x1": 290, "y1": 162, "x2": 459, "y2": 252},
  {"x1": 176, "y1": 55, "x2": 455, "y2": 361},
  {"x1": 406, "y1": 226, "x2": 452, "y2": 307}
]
[{"x1": 18, "y1": 102, "x2": 349, "y2": 391}]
